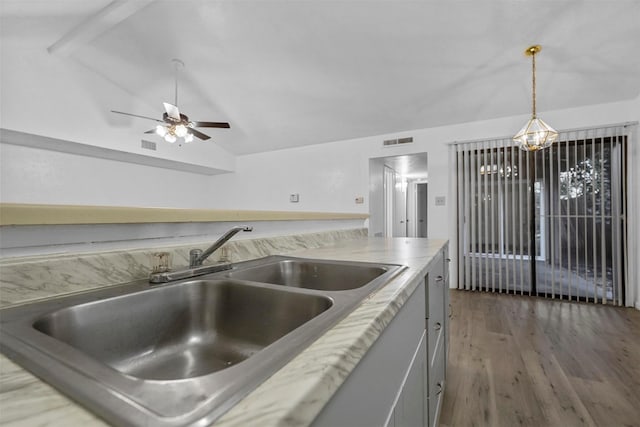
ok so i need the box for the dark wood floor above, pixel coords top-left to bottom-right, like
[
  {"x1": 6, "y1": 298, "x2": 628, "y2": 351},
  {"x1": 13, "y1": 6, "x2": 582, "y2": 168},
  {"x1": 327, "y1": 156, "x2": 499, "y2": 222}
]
[{"x1": 440, "y1": 290, "x2": 640, "y2": 427}]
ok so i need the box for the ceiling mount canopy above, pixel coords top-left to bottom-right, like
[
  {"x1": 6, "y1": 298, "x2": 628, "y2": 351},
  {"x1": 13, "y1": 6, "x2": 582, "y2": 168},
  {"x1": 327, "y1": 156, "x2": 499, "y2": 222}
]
[{"x1": 513, "y1": 45, "x2": 558, "y2": 152}]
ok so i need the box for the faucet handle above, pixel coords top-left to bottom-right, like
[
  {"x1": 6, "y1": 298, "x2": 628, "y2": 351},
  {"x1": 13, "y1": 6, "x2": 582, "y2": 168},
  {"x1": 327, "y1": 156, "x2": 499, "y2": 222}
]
[{"x1": 189, "y1": 249, "x2": 203, "y2": 267}]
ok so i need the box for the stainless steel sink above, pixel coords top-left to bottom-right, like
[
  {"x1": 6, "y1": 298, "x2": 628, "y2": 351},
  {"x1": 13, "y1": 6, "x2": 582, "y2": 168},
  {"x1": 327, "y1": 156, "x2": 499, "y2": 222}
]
[
  {"x1": 0, "y1": 256, "x2": 405, "y2": 426},
  {"x1": 220, "y1": 257, "x2": 388, "y2": 291},
  {"x1": 33, "y1": 280, "x2": 333, "y2": 380}
]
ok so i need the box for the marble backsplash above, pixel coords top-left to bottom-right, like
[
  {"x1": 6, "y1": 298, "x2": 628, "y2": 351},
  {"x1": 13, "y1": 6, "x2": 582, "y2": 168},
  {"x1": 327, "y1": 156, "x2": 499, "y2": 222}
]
[{"x1": 0, "y1": 228, "x2": 367, "y2": 308}]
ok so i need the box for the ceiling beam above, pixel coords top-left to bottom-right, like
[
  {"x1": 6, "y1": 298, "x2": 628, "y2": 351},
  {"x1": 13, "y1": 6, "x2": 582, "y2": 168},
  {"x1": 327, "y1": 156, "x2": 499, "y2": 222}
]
[{"x1": 47, "y1": 0, "x2": 156, "y2": 56}]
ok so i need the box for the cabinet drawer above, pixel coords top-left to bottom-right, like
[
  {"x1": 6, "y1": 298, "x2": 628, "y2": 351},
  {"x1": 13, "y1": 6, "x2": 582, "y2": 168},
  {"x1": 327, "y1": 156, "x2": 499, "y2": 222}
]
[
  {"x1": 429, "y1": 340, "x2": 445, "y2": 396},
  {"x1": 425, "y1": 251, "x2": 442, "y2": 319},
  {"x1": 427, "y1": 316, "x2": 443, "y2": 368},
  {"x1": 427, "y1": 342, "x2": 446, "y2": 427},
  {"x1": 428, "y1": 390, "x2": 443, "y2": 427},
  {"x1": 442, "y1": 247, "x2": 450, "y2": 282},
  {"x1": 427, "y1": 268, "x2": 445, "y2": 324}
]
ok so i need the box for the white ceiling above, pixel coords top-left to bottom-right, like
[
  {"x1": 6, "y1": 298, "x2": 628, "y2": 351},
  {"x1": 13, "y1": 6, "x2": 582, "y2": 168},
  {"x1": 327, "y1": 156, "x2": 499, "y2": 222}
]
[{"x1": 2, "y1": 0, "x2": 640, "y2": 155}]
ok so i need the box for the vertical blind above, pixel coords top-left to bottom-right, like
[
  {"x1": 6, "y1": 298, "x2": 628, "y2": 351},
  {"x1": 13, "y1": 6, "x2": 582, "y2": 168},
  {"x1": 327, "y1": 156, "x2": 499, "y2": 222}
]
[{"x1": 452, "y1": 123, "x2": 632, "y2": 305}]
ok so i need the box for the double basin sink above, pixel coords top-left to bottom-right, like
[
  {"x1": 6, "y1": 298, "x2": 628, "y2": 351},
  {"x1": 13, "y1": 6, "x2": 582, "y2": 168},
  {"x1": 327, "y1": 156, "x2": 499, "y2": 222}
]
[{"x1": 0, "y1": 255, "x2": 405, "y2": 426}]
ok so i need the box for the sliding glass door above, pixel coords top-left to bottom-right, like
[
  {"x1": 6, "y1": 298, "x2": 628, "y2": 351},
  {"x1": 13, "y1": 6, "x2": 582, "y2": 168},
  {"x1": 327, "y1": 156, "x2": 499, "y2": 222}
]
[
  {"x1": 454, "y1": 125, "x2": 630, "y2": 305},
  {"x1": 542, "y1": 136, "x2": 625, "y2": 303}
]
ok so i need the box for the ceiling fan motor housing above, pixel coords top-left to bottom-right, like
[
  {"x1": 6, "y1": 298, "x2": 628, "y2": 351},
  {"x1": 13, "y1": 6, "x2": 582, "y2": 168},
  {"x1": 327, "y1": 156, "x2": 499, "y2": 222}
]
[{"x1": 163, "y1": 112, "x2": 190, "y2": 125}]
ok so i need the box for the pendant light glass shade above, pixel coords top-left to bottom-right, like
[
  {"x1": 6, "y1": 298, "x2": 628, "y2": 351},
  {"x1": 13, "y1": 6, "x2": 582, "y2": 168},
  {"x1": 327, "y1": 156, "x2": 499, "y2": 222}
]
[
  {"x1": 514, "y1": 45, "x2": 557, "y2": 151},
  {"x1": 513, "y1": 116, "x2": 558, "y2": 151}
]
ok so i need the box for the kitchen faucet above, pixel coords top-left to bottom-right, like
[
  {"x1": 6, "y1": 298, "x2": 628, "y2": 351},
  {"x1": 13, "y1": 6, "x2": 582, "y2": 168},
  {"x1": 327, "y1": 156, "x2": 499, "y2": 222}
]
[
  {"x1": 149, "y1": 225, "x2": 253, "y2": 284},
  {"x1": 189, "y1": 226, "x2": 253, "y2": 267}
]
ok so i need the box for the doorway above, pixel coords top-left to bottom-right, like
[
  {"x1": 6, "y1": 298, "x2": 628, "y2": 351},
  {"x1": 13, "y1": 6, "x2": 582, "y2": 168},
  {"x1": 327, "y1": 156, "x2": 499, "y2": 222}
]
[
  {"x1": 416, "y1": 183, "x2": 428, "y2": 238},
  {"x1": 369, "y1": 154, "x2": 428, "y2": 238}
]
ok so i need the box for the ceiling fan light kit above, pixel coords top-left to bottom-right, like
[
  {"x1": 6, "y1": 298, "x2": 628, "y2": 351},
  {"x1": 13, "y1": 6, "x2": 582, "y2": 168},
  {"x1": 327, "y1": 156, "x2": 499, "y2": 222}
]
[
  {"x1": 111, "y1": 59, "x2": 230, "y2": 145},
  {"x1": 513, "y1": 45, "x2": 558, "y2": 152}
]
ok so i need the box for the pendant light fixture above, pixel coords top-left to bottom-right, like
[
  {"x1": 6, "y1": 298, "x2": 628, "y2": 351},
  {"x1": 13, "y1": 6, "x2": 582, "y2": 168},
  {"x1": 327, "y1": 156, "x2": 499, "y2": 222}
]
[{"x1": 513, "y1": 45, "x2": 558, "y2": 151}]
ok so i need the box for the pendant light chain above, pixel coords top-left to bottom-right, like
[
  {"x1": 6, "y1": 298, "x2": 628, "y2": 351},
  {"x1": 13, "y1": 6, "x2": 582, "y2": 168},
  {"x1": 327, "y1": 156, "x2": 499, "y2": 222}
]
[
  {"x1": 531, "y1": 50, "x2": 536, "y2": 118},
  {"x1": 171, "y1": 58, "x2": 184, "y2": 107},
  {"x1": 174, "y1": 60, "x2": 179, "y2": 107}
]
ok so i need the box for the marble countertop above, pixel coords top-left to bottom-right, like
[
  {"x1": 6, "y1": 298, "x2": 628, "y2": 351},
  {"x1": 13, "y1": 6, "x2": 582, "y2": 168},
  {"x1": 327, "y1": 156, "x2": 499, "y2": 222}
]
[{"x1": 0, "y1": 237, "x2": 447, "y2": 427}]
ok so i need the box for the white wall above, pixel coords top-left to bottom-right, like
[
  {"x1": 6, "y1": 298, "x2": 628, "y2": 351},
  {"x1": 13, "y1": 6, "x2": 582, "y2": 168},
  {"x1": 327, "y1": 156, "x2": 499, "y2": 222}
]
[
  {"x1": 0, "y1": 35, "x2": 236, "y2": 172},
  {"x1": 200, "y1": 142, "x2": 371, "y2": 213},
  {"x1": 368, "y1": 159, "x2": 385, "y2": 236},
  {"x1": 0, "y1": 143, "x2": 219, "y2": 207}
]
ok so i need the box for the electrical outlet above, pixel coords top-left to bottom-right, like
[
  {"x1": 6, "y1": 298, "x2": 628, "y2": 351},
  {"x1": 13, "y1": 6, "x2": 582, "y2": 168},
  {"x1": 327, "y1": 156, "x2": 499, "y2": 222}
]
[
  {"x1": 435, "y1": 196, "x2": 446, "y2": 206},
  {"x1": 290, "y1": 193, "x2": 299, "y2": 203},
  {"x1": 355, "y1": 196, "x2": 364, "y2": 204}
]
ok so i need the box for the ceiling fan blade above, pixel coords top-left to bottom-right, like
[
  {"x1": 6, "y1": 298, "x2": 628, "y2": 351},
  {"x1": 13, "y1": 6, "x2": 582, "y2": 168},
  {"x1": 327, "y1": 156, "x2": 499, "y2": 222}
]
[
  {"x1": 189, "y1": 128, "x2": 211, "y2": 141},
  {"x1": 163, "y1": 102, "x2": 181, "y2": 120},
  {"x1": 144, "y1": 129, "x2": 157, "y2": 134},
  {"x1": 193, "y1": 121, "x2": 231, "y2": 128},
  {"x1": 111, "y1": 110, "x2": 163, "y2": 123}
]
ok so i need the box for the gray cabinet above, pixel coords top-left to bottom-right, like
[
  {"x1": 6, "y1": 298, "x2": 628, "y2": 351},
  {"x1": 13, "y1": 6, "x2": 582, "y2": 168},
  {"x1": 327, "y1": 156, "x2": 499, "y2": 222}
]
[
  {"x1": 426, "y1": 247, "x2": 448, "y2": 427},
  {"x1": 312, "y1": 244, "x2": 449, "y2": 427},
  {"x1": 387, "y1": 331, "x2": 427, "y2": 427}
]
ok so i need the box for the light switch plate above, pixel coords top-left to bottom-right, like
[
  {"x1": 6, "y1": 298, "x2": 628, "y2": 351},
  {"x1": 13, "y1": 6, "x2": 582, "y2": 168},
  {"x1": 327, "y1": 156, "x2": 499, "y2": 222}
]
[{"x1": 435, "y1": 196, "x2": 446, "y2": 206}]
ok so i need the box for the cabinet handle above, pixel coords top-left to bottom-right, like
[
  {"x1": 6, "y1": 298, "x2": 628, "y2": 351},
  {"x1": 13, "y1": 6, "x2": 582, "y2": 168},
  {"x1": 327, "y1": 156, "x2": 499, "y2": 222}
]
[
  {"x1": 436, "y1": 382, "x2": 443, "y2": 395},
  {"x1": 445, "y1": 258, "x2": 451, "y2": 262},
  {"x1": 434, "y1": 322, "x2": 442, "y2": 331},
  {"x1": 435, "y1": 275, "x2": 444, "y2": 282},
  {"x1": 448, "y1": 303, "x2": 453, "y2": 319}
]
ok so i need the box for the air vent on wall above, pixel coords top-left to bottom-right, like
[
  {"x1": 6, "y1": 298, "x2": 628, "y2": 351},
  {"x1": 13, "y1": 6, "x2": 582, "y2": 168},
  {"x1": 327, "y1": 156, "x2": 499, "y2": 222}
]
[
  {"x1": 383, "y1": 136, "x2": 413, "y2": 146},
  {"x1": 141, "y1": 139, "x2": 157, "y2": 151}
]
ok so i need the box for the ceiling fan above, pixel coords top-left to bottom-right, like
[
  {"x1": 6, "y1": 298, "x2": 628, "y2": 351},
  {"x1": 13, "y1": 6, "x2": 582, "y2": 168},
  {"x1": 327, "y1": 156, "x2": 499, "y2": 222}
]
[{"x1": 111, "y1": 59, "x2": 230, "y2": 143}]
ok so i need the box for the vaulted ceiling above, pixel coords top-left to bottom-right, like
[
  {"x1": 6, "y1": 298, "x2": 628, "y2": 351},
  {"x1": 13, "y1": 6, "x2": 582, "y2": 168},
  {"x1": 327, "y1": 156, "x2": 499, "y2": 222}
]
[{"x1": 2, "y1": 0, "x2": 639, "y2": 155}]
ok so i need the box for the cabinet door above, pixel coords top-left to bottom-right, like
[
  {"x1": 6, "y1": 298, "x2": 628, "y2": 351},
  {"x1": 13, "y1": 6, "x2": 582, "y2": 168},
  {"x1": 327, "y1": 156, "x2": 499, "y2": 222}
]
[
  {"x1": 312, "y1": 284, "x2": 426, "y2": 427},
  {"x1": 393, "y1": 330, "x2": 427, "y2": 427}
]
